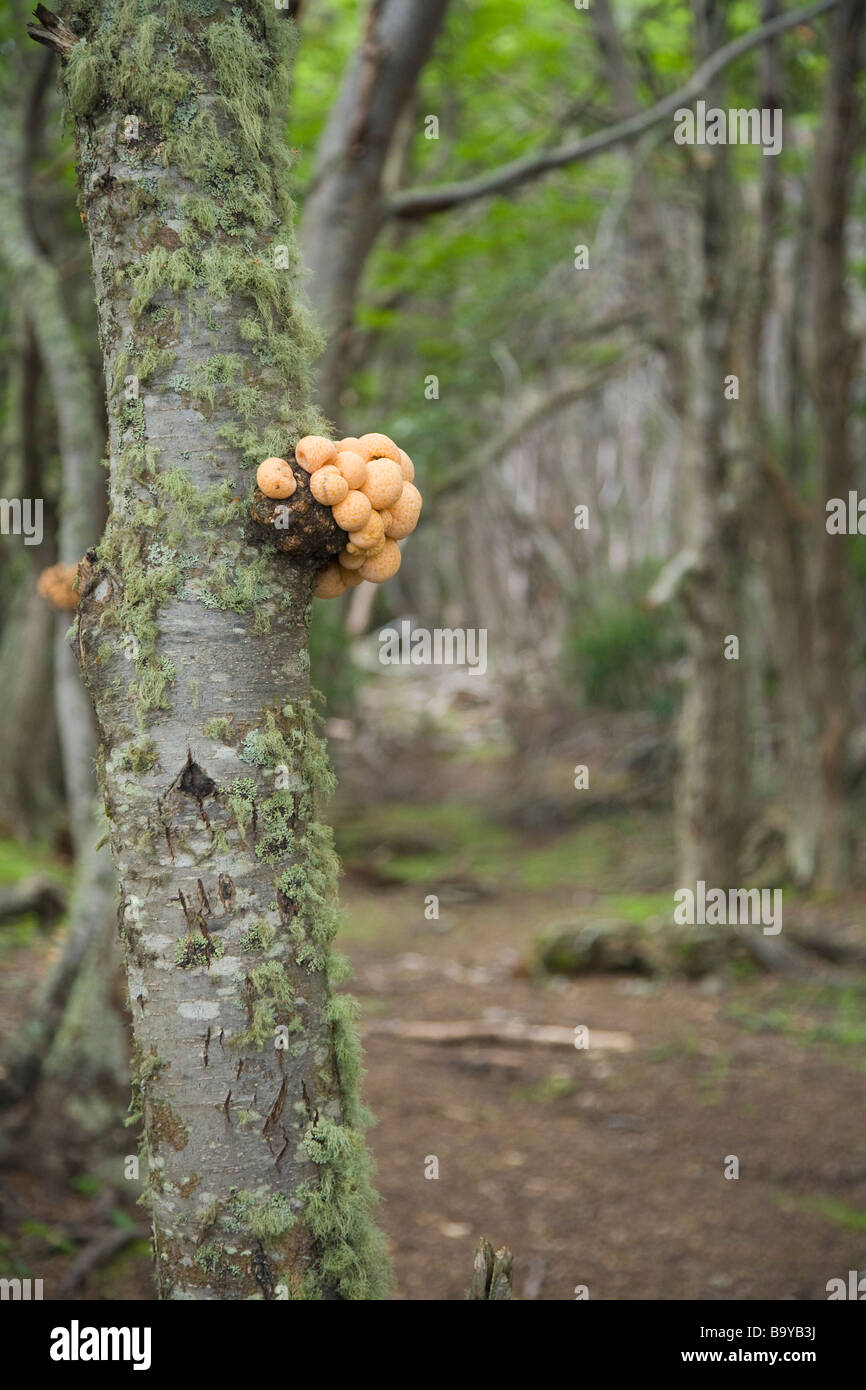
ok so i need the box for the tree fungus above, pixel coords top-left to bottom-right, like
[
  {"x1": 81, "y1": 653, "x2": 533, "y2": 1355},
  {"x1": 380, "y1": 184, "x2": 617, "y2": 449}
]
[{"x1": 251, "y1": 432, "x2": 422, "y2": 598}]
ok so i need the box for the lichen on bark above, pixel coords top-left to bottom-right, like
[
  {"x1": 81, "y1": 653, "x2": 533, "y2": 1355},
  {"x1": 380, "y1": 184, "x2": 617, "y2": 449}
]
[{"x1": 55, "y1": 0, "x2": 389, "y2": 1299}]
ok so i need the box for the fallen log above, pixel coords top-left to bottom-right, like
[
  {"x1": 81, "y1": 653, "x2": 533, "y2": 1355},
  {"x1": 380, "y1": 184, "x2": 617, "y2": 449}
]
[{"x1": 0, "y1": 876, "x2": 65, "y2": 927}]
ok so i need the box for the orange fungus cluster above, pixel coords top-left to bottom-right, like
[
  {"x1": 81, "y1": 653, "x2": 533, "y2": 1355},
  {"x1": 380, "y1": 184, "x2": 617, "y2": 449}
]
[{"x1": 255, "y1": 433, "x2": 422, "y2": 599}]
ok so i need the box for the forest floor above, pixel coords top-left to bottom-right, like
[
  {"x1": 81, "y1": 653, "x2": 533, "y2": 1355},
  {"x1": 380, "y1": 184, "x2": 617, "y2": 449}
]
[{"x1": 0, "y1": 692, "x2": 864, "y2": 1300}]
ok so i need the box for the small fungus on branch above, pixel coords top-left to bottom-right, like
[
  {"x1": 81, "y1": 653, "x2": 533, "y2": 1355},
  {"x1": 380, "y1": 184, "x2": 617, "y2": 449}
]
[{"x1": 37, "y1": 562, "x2": 79, "y2": 611}]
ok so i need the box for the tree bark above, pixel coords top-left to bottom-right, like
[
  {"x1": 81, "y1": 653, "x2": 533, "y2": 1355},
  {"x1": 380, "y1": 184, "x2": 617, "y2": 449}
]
[{"x1": 45, "y1": 0, "x2": 387, "y2": 1299}]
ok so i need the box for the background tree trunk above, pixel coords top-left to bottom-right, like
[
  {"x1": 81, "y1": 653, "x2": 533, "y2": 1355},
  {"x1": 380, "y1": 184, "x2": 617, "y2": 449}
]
[
  {"x1": 300, "y1": 0, "x2": 451, "y2": 419},
  {"x1": 676, "y1": 0, "x2": 748, "y2": 889},
  {"x1": 0, "y1": 70, "x2": 125, "y2": 1149},
  {"x1": 808, "y1": 0, "x2": 864, "y2": 889}
]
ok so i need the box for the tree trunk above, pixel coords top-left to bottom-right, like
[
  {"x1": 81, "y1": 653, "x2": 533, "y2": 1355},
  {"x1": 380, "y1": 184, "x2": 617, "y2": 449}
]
[
  {"x1": 300, "y1": 0, "x2": 451, "y2": 419},
  {"x1": 807, "y1": 0, "x2": 864, "y2": 889},
  {"x1": 47, "y1": 0, "x2": 387, "y2": 1300},
  {"x1": 738, "y1": 1, "x2": 821, "y2": 884},
  {"x1": 676, "y1": 1, "x2": 748, "y2": 889},
  {"x1": 0, "y1": 315, "x2": 60, "y2": 838},
  {"x1": 0, "y1": 66, "x2": 125, "y2": 1146}
]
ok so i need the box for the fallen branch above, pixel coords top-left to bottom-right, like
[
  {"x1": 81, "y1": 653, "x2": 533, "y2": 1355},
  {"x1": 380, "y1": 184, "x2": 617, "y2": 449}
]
[
  {"x1": 56, "y1": 1227, "x2": 142, "y2": 1298},
  {"x1": 0, "y1": 876, "x2": 65, "y2": 927}
]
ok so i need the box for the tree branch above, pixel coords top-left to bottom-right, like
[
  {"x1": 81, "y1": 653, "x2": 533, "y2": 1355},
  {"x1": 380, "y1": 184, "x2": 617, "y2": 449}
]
[
  {"x1": 26, "y1": 5, "x2": 79, "y2": 57},
  {"x1": 388, "y1": 0, "x2": 839, "y2": 220}
]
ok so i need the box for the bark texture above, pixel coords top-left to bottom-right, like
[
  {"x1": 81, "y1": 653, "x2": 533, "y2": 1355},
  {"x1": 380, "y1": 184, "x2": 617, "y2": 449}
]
[{"x1": 51, "y1": 0, "x2": 387, "y2": 1299}]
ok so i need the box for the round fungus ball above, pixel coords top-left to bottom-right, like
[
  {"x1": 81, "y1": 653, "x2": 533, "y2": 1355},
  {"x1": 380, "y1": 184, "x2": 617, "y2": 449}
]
[
  {"x1": 339, "y1": 567, "x2": 365, "y2": 588},
  {"x1": 334, "y1": 449, "x2": 367, "y2": 490},
  {"x1": 348, "y1": 509, "x2": 385, "y2": 551},
  {"x1": 256, "y1": 457, "x2": 297, "y2": 499},
  {"x1": 358, "y1": 433, "x2": 401, "y2": 465},
  {"x1": 363, "y1": 534, "x2": 387, "y2": 560},
  {"x1": 361, "y1": 458, "x2": 403, "y2": 510},
  {"x1": 358, "y1": 538, "x2": 402, "y2": 583},
  {"x1": 398, "y1": 449, "x2": 415, "y2": 483},
  {"x1": 314, "y1": 563, "x2": 347, "y2": 599},
  {"x1": 296, "y1": 435, "x2": 337, "y2": 473},
  {"x1": 337, "y1": 436, "x2": 365, "y2": 454},
  {"x1": 310, "y1": 464, "x2": 350, "y2": 506},
  {"x1": 338, "y1": 548, "x2": 366, "y2": 570},
  {"x1": 386, "y1": 481, "x2": 422, "y2": 539},
  {"x1": 331, "y1": 489, "x2": 372, "y2": 532}
]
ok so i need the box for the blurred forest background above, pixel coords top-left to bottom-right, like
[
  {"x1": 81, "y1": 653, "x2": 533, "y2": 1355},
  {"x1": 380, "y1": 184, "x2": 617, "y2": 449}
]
[{"x1": 0, "y1": 0, "x2": 864, "y2": 1300}]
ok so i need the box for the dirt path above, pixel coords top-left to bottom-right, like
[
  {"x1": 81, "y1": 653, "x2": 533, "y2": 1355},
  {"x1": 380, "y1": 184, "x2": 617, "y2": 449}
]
[{"x1": 349, "y1": 881, "x2": 866, "y2": 1301}]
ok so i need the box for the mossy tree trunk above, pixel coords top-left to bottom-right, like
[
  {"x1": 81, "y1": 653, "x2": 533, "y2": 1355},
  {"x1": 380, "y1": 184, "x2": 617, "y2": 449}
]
[{"x1": 37, "y1": 0, "x2": 388, "y2": 1299}]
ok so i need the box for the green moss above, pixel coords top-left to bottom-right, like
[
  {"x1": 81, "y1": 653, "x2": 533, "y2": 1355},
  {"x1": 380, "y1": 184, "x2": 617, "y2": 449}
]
[
  {"x1": 299, "y1": 1118, "x2": 390, "y2": 1300},
  {"x1": 240, "y1": 920, "x2": 276, "y2": 953},
  {"x1": 65, "y1": 40, "x2": 101, "y2": 116},
  {"x1": 227, "y1": 776, "x2": 257, "y2": 839},
  {"x1": 203, "y1": 715, "x2": 234, "y2": 742},
  {"x1": 323, "y1": 992, "x2": 370, "y2": 1131},
  {"x1": 240, "y1": 710, "x2": 293, "y2": 770},
  {"x1": 229, "y1": 960, "x2": 296, "y2": 1051},
  {"x1": 224, "y1": 1189, "x2": 296, "y2": 1241},
  {"x1": 118, "y1": 739, "x2": 158, "y2": 772},
  {"x1": 256, "y1": 791, "x2": 297, "y2": 865},
  {"x1": 194, "y1": 1242, "x2": 241, "y2": 1279},
  {"x1": 175, "y1": 933, "x2": 225, "y2": 969},
  {"x1": 200, "y1": 557, "x2": 271, "y2": 612},
  {"x1": 137, "y1": 654, "x2": 176, "y2": 715}
]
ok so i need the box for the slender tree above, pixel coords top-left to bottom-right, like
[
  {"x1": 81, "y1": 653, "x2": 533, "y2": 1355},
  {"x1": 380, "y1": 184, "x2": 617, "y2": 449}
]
[
  {"x1": 675, "y1": 0, "x2": 750, "y2": 889},
  {"x1": 300, "y1": 0, "x2": 452, "y2": 419},
  {"x1": 29, "y1": 0, "x2": 388, "y2": 1299},
  {"x1": 808, "y1": 0, "x2": 864, "y2": 888}
]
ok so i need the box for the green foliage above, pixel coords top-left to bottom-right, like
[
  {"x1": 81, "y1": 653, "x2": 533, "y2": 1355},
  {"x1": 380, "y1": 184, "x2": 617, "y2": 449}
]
[{"x1": 562, "y1": 568, "x2": 684, "y2": 713}]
